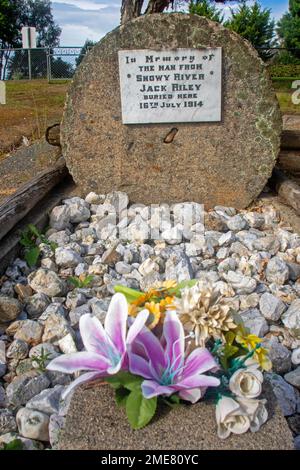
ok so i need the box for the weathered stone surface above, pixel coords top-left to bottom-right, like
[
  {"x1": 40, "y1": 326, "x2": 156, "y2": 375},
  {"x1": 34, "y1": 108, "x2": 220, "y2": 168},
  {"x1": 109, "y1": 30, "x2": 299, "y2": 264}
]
[
  {"x1": 16, "y1": 408, "x2": 49, "y2": 441},
  {"x1": 0, "y1": 296, "x2": 22, "y2": 323},
  {"x1": 61, "y1": 14, "x2": 281, "y2": 209},
  {"x1": 6, "y1": 372, "x2": 50, "y2": 407},
  {"x1": 58, "y1": 384, "x2": 293, "y2": 450}
]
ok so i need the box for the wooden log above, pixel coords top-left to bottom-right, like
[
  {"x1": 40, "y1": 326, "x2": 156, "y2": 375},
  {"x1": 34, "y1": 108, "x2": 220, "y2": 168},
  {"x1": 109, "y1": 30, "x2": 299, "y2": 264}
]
[
  {"x1": 278, "y1": 150, "x2": 300, "y2": 173},
  {"x1": 46, "y1": 123, "x2": 61, "y2": 147},
  {"x1": 269, "y1": 168, "x2": 300, "y2": 215},
  {"x1": 281, "y1": 130, "x2": 300, "y2": 150},
  {"x1": 0, "y1": 158, "x2": 68, "y2": 241},
  {"x1": 0, "y1": 177, "x2": 75, "y2": 275}
]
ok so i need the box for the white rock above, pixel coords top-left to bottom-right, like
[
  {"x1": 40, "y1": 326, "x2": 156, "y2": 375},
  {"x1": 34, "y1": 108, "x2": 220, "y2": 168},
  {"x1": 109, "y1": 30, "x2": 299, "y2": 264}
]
[
  {"x1": 69, "y1": 304, "x2": 90, "y2": 328},
  {"x1": 218, "y1": 231, "x2": 236, "y2": 246},
  {"x1": 0, "y1": 409, "x2": 17, "y2": 434},
  {"x1": 85, "y1": 192, "x2": 102, "y2": 204},
  {"x1": 253, "y1": 236, "x2": 280, "y2": 255},
  {"x1": 42, "y1": 313, "x2": 75, "y2": 343},
  {"x1": 26, "y1": 385, "x2": 64, "y2": 415},
  {"x1": 265, "y1": 257, "x2": 289, "y2": 285},
  {"x1": 63, "y1": 197, "x2": 90, "y2": 223},
  {"x1": 105, "y1": 191, "x2": 129, "y2": 213},
  {"x1": 264, "y1": 373, "x2": 299, "y2": 416},
  {"x1": 8, "y1": 320, "x2": 43, "y2": 346},
  {"x1": 28, "y1": 269, "x2": 65, "y2": 297},
  {"x1": 38, "y1": 303, "x2": 66, "y2": 323},
  {"x1": 6, "y1": 373, "x2": 51, "y2": 407},
  {"x1": 292, "y1": 347, "x2": 300, "y2": 366},
  {"x1": 226, "y1": 215, "x2": 247, "y2": 231},
  {"x1": 216, "y1": 247, "x2": 230, "y2": 260},
  {"x1": 282, "y1": 299, "x2": 300, "y2": 337},
  {"x1": 239, "y1": 293, "x2": 259, "y2": 310},
  {"x1": 16, "y1": 408, "x2": 49, "y2": 441},
  {"x1": 240, "y1": 308, "x2": 269, "y2": 337},
  {"x1": 259, "y1": 292, "x2": 286, "y2": 321},
  {"x1": 6, "y1": 339, "x2": 29, "y2": 360},
  {"x1": 263, "y1": 336, "x2": 291, "y2": 374},
  {"x1": 55, "y1": 247, "x2": 82, "y2": 268},
  {"x1": 138, "y1": 259, "x2": 159, "y2": 277},
  {"x1": 161, "y1": 226, "x2": 183, "y2": 245},
  {"x1": 74, "y1": 263, "x2": 88, "y2": 276},
  {"x1": 115, "y1": 261, "x2": 132, "y2": 275},
  {"x1": 284, "y1": 367, "x2": 300, "y2": 389},
  {"x1": 48, "y1": 231, "x2": 70, "y2": 247},
  {"x1": 49, "y1": 205, "x2": 71, "y2": 230},
  {"x1": 25, "y1": 293, "x2": 50, "y2": 319},
  {"x1": 165, "y1": 251, "x2": 193, "y2": 282},
  {"x1": 58, "y1": 333, "x2": 77, "y2": 354},
  {"x1": 244, "y1": 212, "x2": 265, "y2": 228},
  {"x1": 224, "y1": 271, "x2": 257, "y2": 295}
]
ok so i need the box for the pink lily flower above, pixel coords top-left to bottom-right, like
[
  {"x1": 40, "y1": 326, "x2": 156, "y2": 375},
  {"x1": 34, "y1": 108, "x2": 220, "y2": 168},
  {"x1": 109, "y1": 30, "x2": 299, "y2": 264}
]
[
  {"x1": 128, "y1": 311, "x2": 220, "y2": 403},
  {"x1": 47, "y1": 293, "x2": 148, "y2": 397}
]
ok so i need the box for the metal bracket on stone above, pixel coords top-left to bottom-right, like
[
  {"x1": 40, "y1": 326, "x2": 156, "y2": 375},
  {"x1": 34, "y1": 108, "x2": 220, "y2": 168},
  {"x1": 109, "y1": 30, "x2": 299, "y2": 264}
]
[{"x1": 46, "y1": 124, "x2": 61, "y2": 147}]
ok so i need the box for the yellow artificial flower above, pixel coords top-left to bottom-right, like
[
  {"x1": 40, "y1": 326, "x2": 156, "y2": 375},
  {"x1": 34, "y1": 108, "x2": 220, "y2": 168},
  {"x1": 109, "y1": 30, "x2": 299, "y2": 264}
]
[
  {"x1": 144, "y1": 301, "x2": 161, "y2": 329},
  {"x1": 128, "y1": 304, "x2": 138, "y2": 317},
  {"x1": 235, "y1": 332, "x2": 272, "y2": 371},
  {"x1": 158, "y1": 296, "x2": 175, "y2": 312}
]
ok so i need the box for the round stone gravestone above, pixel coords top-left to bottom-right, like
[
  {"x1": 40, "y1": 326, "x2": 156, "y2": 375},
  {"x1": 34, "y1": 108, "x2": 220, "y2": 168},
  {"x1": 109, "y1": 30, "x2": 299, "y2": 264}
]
[{"x1": 61, "y1": 13, "x2": 282, "y2": 209}]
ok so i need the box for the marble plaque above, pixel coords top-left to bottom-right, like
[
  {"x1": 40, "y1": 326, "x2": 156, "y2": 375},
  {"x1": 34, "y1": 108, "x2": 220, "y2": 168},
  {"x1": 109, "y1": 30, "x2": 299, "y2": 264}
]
[{"x1": 118, "y1": 48, "x2": 222, "y2": 124}]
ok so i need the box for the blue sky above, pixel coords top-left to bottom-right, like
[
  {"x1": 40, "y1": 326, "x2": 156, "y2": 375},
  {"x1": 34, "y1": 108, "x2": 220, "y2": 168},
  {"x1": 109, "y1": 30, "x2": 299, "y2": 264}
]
[{"x1": 51, "y1": 0, "x2": 289, "y2": 46}]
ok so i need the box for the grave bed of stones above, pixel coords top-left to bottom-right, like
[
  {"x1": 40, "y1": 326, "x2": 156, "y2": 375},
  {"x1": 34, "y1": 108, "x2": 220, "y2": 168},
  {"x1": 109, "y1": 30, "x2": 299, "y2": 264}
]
[{"x1": 0, "y1": 190, "x2": 300, "y2": 450}]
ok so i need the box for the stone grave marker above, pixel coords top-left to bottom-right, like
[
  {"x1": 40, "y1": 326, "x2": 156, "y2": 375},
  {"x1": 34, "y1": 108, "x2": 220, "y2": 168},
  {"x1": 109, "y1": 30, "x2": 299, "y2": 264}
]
[
  {"x1": 57, "y1": 384, "x2": 294, "y2": 450},
  {"x1": 61, "y1": 13, "x2": 282, "y2": 209}
]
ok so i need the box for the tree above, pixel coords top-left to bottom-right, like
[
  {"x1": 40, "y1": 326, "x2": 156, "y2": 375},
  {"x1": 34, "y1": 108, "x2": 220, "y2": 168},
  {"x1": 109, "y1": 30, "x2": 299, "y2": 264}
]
[
  {"x1": 76, "y1": 40, "x2": 96, "y2": 68},
  {"x1": 224, "y1": 1, "x2": 277, "y2": 60},
  {"x1": 277, "y1": 0, "x2": 300, "y2": 60},
  {"x1": 0, "y1": 1, "x2": 62, "y2": 79},
  {"x1": 189, "y1": 0, "x2": 224, "y2": 23}
]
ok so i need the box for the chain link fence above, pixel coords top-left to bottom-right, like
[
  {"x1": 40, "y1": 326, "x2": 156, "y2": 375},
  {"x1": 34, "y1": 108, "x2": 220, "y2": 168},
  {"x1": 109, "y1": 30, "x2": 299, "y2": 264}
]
[
  {"x1": 1, "y1": 46, "x2": 300, "y2": 82},
  {"x1": 0, "y1": 47, "x2": 89, "y2": 81}
]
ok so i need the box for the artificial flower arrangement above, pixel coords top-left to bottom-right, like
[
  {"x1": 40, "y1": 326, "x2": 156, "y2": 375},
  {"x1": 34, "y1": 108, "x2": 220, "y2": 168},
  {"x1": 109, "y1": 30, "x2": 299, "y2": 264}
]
[{"x1": 47, "y1": 279, "x2": 272, "y2": 439}]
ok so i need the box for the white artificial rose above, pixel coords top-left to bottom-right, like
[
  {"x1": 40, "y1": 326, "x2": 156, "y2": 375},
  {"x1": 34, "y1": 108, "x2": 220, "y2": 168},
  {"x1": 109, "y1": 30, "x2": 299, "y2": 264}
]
[
  {"x1": 229, "y1": 366, "x2": 263, "y2": 399},
  {"x1": 236, "y1": 397, "x2": 268, "y2": 432},
  {"x1": 215, "y1": 396, "x2": 251, "y2": 439}
]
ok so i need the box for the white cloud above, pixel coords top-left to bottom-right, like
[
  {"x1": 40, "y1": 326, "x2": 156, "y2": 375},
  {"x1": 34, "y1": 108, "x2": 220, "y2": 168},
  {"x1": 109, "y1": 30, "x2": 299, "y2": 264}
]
[
  {"x1": 52, "y1": 1, "x2": 121, "y2": 45},
  {"x1": 53, "y1": 1, "x2": 111, "y2": 10},
  {"x1": 59, "y1": 23, "x2": 105, "y2": 44}
]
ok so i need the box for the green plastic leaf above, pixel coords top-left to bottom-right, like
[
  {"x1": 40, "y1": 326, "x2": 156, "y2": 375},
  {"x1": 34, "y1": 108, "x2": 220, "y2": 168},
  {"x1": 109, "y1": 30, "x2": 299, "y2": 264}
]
[
  {"x1": 115, "y1": 387, "x2": 130, "y2": 407},
  {"x1": 225, "y1": 331, "x2": 236, "y2": 346},
  {"x1": 106, "y1": 372, "x2": 143, "y2": 391},
  {"x1": 220, "y1": 344, "x2": 239, "y2": 370},
  {"x1": 25, "y1": 247, "x2": 40, "y2": 267},
  {"x1": 169, "y1": 279, "x2": 198, "y2": 297},
  {"x1": 126, "y1": 389, "x2": 157, "y2": 429},
  {"x1": 113, "y1": 285, "x2": 143, "y2": 303}
]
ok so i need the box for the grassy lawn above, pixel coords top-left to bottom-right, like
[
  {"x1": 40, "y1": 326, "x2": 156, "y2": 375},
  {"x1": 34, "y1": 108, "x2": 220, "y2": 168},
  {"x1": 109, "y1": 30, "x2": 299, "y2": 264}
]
[
  {"x1": 272, "y1": 77, "x2": 300, "y2": 114},
  {"x1": 0, "y1": 77, "x2": 299, "y2": 159},
  {"x1": 0, "y1": 79, "x2": 69, "y2": 158}
]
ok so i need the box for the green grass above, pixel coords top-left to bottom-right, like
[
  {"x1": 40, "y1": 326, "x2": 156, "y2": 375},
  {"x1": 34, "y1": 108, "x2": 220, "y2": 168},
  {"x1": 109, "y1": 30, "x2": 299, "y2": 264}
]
[{"x1": 0, "y1": 79, "x2": 69, "y2": 156}]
